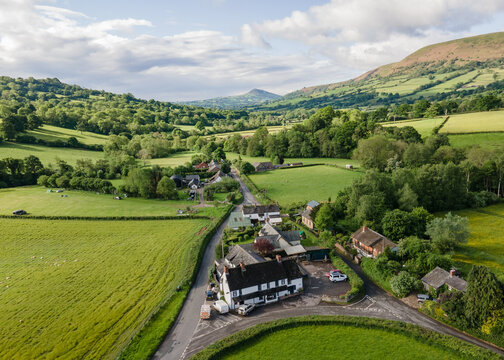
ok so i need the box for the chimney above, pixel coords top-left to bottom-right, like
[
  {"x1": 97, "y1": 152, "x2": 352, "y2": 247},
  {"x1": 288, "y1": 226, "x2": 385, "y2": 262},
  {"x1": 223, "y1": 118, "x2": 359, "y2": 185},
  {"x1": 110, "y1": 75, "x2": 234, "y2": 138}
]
[
  {"x1": 276, "y1": 254, "x2": 282, "y2": 263},
  {"x1": 240, "y1": 263, "x2": 246, "y2": 272},
  {"x1": 362, "y1": 226, "x2": 368, "y2": 233},
  {"x1": 449, "y1": 269, "x2": 456, "y2": 278},
  {"x1": 224, "y1": 266, "x2": 229, "y2": 274}
]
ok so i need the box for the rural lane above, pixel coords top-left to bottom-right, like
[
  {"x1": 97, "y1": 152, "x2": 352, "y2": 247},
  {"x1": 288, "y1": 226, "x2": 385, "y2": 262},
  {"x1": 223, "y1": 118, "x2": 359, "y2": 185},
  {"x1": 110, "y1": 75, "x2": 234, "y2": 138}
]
[{"x1": 152, "y1": 170, "x2": 256, "y2": 360}]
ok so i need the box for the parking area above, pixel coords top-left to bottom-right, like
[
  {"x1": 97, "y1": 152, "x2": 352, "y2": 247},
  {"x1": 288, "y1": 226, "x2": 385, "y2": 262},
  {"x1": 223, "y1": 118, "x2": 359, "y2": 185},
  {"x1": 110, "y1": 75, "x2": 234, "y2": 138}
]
[{"x1": 300, "y1": 261, "x2": 351, "y2": 299}]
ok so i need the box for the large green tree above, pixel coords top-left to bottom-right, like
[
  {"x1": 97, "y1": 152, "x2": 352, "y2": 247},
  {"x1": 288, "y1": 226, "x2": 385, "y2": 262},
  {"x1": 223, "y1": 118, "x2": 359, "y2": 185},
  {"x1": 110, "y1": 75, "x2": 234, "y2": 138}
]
[
  {"x1": 156, "y1": 176, "x2": 178, "y2": 200},
  {"x1": 425, "y1": 212, "x2": 469, "y2": 253}
]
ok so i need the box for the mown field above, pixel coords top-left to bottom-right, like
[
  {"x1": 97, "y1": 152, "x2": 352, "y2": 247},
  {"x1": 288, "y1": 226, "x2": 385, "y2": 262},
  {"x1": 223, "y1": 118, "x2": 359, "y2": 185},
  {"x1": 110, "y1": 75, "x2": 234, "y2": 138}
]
[
  {"x1": 209, "y1": 125, "x2": 294, "y2": 139},
  {"x1": 147, "y1": 151, "x2": 196, "y2": 167},
  {"x1": 0, "y1": 217, "x2": 212, "y2": 359},
  {"x1": 0, "y1": 186, "x2": 223, "y2": 217},
  {"x1": 452, "y1": 203, "x2": 504, "y2": 282},
  {"x1": 26, "y1": 125, "x2": 109, "y2": 145},
  {"x1": 382, "y1": 117, "x2": 443, "y2": 137},
  {"x1": 248, "y1": 165, "x2": 363, "y2": 206},
  {"x1": 440, "y1": 110, "x2": 504, "y2": 134},
  {"x1": 0, "y1": 142, "x2": 104, "y2": 165},
  {"x1": 226, "y1": 152, "x2": 360, "y2": 168},
  {"x1": 448, "y1": 133, "x2": 504, "y2": 149}
]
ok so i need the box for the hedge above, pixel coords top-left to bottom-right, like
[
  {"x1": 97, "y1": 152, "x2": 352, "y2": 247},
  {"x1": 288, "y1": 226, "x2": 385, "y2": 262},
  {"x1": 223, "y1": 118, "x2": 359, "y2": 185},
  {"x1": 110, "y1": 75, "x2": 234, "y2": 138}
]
[
  {"x1": 119, "y1": 204, "x2": 234, "y2": 360},
  {"x1": 190, "y1": 316, "x2": 500, "y2": 360},
  {"x1": 0, "y1": 215, "x2": 211, "y2": 221},
  {"x1": 330, "y1": 254, "x2": 364, "y2": 301}
]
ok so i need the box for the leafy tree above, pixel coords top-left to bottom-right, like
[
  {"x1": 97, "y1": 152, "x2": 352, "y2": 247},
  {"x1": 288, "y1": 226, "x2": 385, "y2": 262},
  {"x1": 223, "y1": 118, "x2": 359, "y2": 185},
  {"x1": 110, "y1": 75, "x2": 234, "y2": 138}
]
[
  {"x1": 410, "y1": 207, "x2": 434, "y2": 237},
  {"x1": 353, "y1": 135, "x2": 402, "y2": 171},
  {"x1": 240, "y1": 162, "x2": 255, "y2": 175},
  {"x1": 396, "y1": 183, "x2": 418, "y2": 211},
  {"x1": 254, "y1": 238, "x2": 274, "y2": 256},
  {"x1": 390, "y1": 271, "x2": 418, "y2": 297},
  {"x1": 156, "y1": 176, "x2": 178, "y2": 199},
  {"x1": 195, "y1": 121, "x2": 205, "y2": 131},
  {"x1": 464, "y1": 265, "x2": 504, "y2": 328},
  {"x1": 314, "y1": 203, "x2": 336, "y2": 231},
  {"x1": 425, "y1": 213, "x2": 469, "y2": 253}
]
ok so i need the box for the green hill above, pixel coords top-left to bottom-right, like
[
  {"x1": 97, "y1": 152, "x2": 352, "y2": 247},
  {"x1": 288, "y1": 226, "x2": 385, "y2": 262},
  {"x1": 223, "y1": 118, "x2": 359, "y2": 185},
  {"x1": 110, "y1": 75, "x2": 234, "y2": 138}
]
[
  {"x1": 252, "y1": 32, "x2": 504, "y2": 111},
  {"x1": 180, "y1": 88, "x2": 281, "y2": 109}
]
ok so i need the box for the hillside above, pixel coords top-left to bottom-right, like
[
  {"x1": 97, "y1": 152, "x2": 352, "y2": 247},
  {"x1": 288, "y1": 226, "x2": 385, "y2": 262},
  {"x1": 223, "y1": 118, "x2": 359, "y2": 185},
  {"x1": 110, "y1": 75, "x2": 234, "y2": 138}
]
[
  {"x1": 180, "y1": 88, "x2": 281, "y2": 109},
  {"x1": 252, "y1": 32, "x2": 504, "y2": 111}
]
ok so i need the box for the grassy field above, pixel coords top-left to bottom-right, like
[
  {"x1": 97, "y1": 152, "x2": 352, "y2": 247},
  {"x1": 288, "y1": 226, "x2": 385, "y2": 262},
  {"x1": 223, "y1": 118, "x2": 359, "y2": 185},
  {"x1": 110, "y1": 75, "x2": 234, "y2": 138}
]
[
  {"x1": 226, "y1": 153, "x2": 360, "y2": 168},
  {"x1": 0, "y1": 186, "x2": 223, "y2": 217},
  {"x1": 26, "y1": 125, "x2": 109, "y2": 145},
  {"x1": 440, "y1": 110, "x2": 504, "y2": 134},
  {"x1": 248, "y1": 165, "x2": 363, "y2": 206},
  {"x1": 209, "y1": 125, "x2": 295, "y2": 139},
  {"x1": 448, "y1": 133, "x2": 504, "y2": 149},
  {"x1": 452, "y1": 203, "x2": 504, "y2": 282},
  {"x1": 0, "y1": 142, "x2": 104, "y2": 165},
  {"x1": 0, "y1": 217, "x2": 212, "y2": 359},
  {"x1": 147, "y1": 151, "x2": 196, "y2": 167},
  {"x1": 382, "y1": 117, "x2": 443, "y2": 137}
]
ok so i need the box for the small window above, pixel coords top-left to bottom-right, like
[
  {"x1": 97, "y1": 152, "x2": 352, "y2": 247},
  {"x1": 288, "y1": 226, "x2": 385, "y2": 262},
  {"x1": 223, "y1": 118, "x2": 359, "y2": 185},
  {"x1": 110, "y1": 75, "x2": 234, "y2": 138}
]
[
  {"x1": 280, "y1": 279, "x2": 286, "y2": 285},
  {"x1": 232, "y1": 291, "x2": 239, "y2": 297},
  {"x1": 258, "y1": 284, "x2": 262, "y2": 291}
]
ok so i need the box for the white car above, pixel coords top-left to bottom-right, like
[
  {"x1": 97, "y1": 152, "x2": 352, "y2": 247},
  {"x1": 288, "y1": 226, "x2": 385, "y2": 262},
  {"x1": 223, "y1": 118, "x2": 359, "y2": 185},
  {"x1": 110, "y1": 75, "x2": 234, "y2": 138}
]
[
  {"x1": 329, "y1": 273, "x2": 348, "y2": 282},
  {"x1": 237, "y1": 303, "x2": 255, "y2": 316}
]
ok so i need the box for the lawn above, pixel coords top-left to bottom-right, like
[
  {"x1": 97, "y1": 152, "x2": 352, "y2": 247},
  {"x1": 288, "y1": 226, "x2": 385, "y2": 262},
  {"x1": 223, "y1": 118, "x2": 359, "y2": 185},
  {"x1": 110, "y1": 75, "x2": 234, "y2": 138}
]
[
  {"x1": 147, "y1": 151, "x2": 196, "y2": 167},
  {"x1": 382, "y1": 117, "x2": 444, "y2": 137},
  {"x1": 0, "y1": 142, "x2": 104, "y2": 165},
  {"x1": 0, "y1": 186, "x2": 217, "y2": 217},
  {"x1": 26, "y1": 125, "x2": 109, "y2": 145},
  {"x1": 0, "y1": 217, "x2": 212, "y2": 359},
  {"x1": 248, "y1": 165, "x2": 363, "y2": 206},
  {"x1": 440, "y1": 110, "x2": 504, "y2": 134},
  {"x1": 452, "y1": 203, "x2": 504, "y2": 282},
  {"x1": 448, "y1": 133, "x2": 504, "y2": 149},
  {"x1": 226, "y1": 153, "x2": 360, "y2": 168}
]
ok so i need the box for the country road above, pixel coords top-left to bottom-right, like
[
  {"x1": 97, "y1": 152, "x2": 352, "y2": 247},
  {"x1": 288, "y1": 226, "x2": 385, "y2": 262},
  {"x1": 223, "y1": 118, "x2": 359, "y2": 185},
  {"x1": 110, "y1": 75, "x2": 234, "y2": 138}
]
[
  {"x1": 152, "y1": 170, "x2": 257, "y2": 360},
  {"x1": 153, "y1": 170, "x2": 504, "y2": 359}
]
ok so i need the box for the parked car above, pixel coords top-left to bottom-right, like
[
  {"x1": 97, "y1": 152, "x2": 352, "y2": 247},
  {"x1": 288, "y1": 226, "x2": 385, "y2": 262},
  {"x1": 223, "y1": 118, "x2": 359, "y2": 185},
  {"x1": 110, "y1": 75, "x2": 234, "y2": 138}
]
[
  {"x1": 417, "y1": 294, "x2": 433, "y2": 303},
  {"x1": 325, "y1": 269, "x2": 342, "y2": 277},
  {"x1": 205, "y1": 290, "x2": 215, "y2": 301},
  {"x1": 237, "y1": 303, "x2": 255, "y2": 316},
  {"x1": 12, "y1": 210, "x2": 27, "y2": 215},
  {"x1": 329, "y1": 273, "x2": 348, "y2": 282}
]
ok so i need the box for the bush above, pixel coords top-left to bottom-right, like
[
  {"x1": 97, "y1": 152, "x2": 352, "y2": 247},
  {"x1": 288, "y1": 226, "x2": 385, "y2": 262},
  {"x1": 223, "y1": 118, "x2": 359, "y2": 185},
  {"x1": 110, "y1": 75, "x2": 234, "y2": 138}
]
[
  {"x1": 330, "y1": 255, "x2": 364, "y2": 301},
  {"x1": 390, "y1": 271, "x2": 418, "y2": 297},
  {"x1": 240, "y1": 162, "x2": 255, "y2": 175}
]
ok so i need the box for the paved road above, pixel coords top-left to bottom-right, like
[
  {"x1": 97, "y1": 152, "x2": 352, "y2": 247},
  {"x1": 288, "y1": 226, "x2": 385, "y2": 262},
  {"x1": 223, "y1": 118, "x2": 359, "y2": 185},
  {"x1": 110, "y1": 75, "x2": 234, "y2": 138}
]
[{"x1": 152, "y1": 169, "x2": 256, "y2": 360}]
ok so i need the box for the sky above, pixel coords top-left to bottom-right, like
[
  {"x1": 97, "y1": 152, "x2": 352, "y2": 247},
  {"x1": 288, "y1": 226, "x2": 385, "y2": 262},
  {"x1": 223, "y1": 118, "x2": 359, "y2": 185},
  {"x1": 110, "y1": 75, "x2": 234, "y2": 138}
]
[{"x1": 0, "y1": 0, "x2": 504, "y2": 101}]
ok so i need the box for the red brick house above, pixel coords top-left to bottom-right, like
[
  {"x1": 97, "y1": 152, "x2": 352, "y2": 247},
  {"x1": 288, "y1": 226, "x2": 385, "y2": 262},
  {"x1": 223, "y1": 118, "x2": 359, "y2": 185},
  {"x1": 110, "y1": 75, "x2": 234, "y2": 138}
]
[
  {"x1": 352, "y1": 226, "x2": 397, "y2": 258},
  {"x1": 195, "y1": 162, "x2": 209, "y2": 170}
]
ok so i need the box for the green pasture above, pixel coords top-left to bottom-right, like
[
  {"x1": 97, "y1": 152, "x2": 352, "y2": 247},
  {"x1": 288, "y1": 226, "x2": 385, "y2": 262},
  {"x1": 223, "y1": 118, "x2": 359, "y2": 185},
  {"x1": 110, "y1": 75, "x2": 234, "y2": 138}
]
[
  {"x1": 26, "y1": 125, "x2": 109, "y2": 145},
  {"x1": 452, "y1": 203, "x2": 504, "y2": 282},
  {"x1": 226, "y1": 152, "x2": 360, "y2": 168},
  {"x1": 209, "y1": 125, "x2": 294, "y2": 139},
  {"x1": 0, "y1": 217, "x2": 211, "y2": 359},
  {"x1": 448, "y1": 133, "x2": 504, "y2": 149},
  {"x1": 440, "y1": 110, "x2": 504, "y2": 134},
  {"x1": 248, "y1": 165, "x2": 363, "y2": 206},
  {"x1": 382, "y1": 117, "x2": 444, "y2": 137},
  {"x1": 0, "y1": 186, "x2": 220, "y2": 217},
  {"x1": 147, "y1": 151, "x2": 196, "y2": 167},
  {"x1": 0, "y1": 142, "x2": 104, "y2": 165}
]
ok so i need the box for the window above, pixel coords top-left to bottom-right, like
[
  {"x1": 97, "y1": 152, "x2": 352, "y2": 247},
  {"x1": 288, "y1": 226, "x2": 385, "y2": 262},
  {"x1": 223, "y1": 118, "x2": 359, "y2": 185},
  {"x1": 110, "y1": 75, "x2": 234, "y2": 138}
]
[
  {"x1": 258, "y1": 284, "x2": 262, "y2": 291},
  {"x1": 232, "y1": 290, "x2": 239, "y2": 297},
  {"x1": 280, "y1": 279, "x2": 286, "y2": 285},
  {"x1": 266, "y1": 282, "x2": 270, "y2": 289}
]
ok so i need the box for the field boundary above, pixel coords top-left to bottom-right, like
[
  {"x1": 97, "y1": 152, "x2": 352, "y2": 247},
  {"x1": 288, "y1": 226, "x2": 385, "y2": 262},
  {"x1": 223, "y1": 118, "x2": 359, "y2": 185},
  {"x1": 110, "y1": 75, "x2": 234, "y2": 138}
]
[
  {"x1": 119, "y1": 205, "x2": 233, "y2": 360},
  {"x1": 432, "y1": 116, "x2": 450, "y2": 134},
  {"x1": 0, "y1": 215, "x2": 211, "y2": 221},
  {"x1": 443, "y1": 130, "x2": 504, "y2": 135},
  {"x1": 190, "y1": 315, "x2": 498, "y2": 360}
]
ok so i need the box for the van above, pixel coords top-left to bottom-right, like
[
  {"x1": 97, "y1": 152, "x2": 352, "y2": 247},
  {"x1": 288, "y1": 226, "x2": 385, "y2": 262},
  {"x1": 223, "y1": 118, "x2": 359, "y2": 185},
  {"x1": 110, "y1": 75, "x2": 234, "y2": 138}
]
[
  {"x1": 213, "y1": 300, "x2": 229, "y2": 314},
  {"x1": 200, "y1": 305, "x2": 211, "y2": 320}
]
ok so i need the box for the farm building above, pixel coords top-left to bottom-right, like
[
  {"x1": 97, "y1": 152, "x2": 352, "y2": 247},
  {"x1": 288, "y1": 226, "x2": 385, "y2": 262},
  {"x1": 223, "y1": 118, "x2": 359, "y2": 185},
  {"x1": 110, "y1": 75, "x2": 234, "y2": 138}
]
[
  {"x1": 228, "y1": 211, "x2": 253, "y2": 230},
  {"x1": 421, "y1": 267, "x2": 468, "y2": 293},
  {"x1": 208, "y1": 160, "x2": 222, "y2": 173},
  {"x1": 209, "y1": 170, "x2": 226, "y2": 184},
  {"x1": 304, "y1": 246, "x2": 330, "y2": 261},
  {"x1": 351, "y1": 226, "x2": 398, "y2": 259},
  {"x1": 220, "y1": 255, "x2": 304, "y2": 310},
  {"x1": 302, "y1": 200, "x2": 319, "y2": 230},
  {"x1": 242, "y1": 204, "x2": 282, "y2": 225},
  {"x1": 252, "y1": 162, "x2": 274, "y2": 172}
]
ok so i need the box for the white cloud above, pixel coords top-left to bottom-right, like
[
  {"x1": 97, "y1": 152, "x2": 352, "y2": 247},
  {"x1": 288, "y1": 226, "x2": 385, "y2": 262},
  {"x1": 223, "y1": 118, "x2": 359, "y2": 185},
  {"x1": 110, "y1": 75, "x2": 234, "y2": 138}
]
[{"x1": 240, "y1": 24, "x2": 271, "y2": 48}]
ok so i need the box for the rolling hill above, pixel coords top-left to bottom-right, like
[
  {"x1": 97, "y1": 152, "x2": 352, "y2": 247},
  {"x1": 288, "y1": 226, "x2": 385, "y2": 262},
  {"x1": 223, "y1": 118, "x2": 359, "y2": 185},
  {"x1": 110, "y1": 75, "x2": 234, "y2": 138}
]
[
  {"x1": 180, "y1": 88, "x2": 281, "y2": 109},
  {"x1": 251, "y1": 32, "x2": 504, "y2": 111}
]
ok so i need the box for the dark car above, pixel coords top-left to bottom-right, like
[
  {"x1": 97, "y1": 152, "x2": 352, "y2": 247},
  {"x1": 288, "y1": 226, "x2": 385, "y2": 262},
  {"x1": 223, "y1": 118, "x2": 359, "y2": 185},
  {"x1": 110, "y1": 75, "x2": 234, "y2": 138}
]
[
  {"x1": 205, "y1": 290, "x2": 215, "y2": 301},
  {"x1": 12, "y1": 210, "x2": 27, "y2": 215}
]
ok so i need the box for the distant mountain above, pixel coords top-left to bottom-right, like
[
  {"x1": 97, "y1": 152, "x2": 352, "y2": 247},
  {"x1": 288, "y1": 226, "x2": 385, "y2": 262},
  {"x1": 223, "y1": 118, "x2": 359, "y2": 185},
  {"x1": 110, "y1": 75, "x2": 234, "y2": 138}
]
[
  {"x1": 251, "y1": 32, "x2": 504, "y2": 111},
  {"x1": 181, "y1": 89, "x2": 281, "y2": 109}
]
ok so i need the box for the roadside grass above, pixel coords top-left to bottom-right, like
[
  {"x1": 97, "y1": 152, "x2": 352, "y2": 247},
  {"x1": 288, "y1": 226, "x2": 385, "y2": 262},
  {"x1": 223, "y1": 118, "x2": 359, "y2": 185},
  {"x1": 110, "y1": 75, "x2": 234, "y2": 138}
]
[
  {"x1": 0, "y1": 141, "x2": 104, "y2": 165},
  {"x1": 247, "y1": 165, "x2": 363, "y2": 207},
  {"x1": 26, "y1": 124, "x2": 109, "y2": 145},
  {"x1": 192, "y1": 316, "x2": 498, "y2": 360},
  {"x1": 381, "y1": 117, "x2": 443, "y2": 137},
  {"x1": 147, "y1": 151, "x2": 196, "y2": 167},
  {"x1": 0, "y1": 186, "x2": 216, "y2": 217},
  {"x1": 0, "y1": 217, "x2": 213, "y2": 359},
  {"x1": 440, "y1": 110, "x2": 504, "y2": 133},
  {"x1": 448, "y1": 133, "x2": 504, "y2": 149},
  {"x1": 226, "y1": 152, "x2": 360, "y2": 168},
  {"x1": 451, "y1": 203, "x2": 504, "y2": 282}
]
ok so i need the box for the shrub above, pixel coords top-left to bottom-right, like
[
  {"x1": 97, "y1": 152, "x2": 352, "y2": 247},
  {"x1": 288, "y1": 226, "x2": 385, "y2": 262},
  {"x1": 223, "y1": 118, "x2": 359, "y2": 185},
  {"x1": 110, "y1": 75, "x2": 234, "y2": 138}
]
[{"x1": 390, "y1": 271, "x2": 418, "y2": 297}]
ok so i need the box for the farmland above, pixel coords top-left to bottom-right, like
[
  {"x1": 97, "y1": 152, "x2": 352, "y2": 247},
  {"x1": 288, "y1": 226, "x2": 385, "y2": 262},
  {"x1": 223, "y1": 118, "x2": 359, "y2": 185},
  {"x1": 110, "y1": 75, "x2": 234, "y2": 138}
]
[
  {"x1": 0, "y1": 186, "x2": 223, "y2": 217},
  {"x1": 0, "y1": 217, "x2": 212, "y2": 359},
  {"x1": 448, "y1": 133, "x2": 504, "y2": 149},
  {"x1": 248, "y1": 165, "x2": 363, "y2": 206},
  {"x1": 226, "y1": 152, "x2": 360, "y2": 168},
  {"x1": 440, "y1": 110, "x2": 504, "y2": 134},
  {"x1": 148, "y1": 151, "x2": 196, "y2": 167},
  {"x1": 26, "y1": 124, "x2": 109, "y2": 145},
  {"x1": 382, "y1": 117, "x2": 443, "y2": 137},
  {"x1": 452, "y1": 203, "x2": 504, "y2": 282},
  {"x1": 0, "y1": 142, "x2": 104, "y2": 165}
]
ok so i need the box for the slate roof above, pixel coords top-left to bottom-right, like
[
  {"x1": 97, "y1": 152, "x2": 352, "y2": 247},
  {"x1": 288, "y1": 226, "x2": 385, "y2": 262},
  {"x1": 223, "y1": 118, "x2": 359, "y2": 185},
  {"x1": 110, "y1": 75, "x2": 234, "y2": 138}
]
[
  {"x1": 252, "y1": 162, "x2": 274, "y2": 171},
  {"x1": 307, "y1": 200, "x2": 320, "y2": 209},
  {"x1": 352, "y1": 227, "x2": 397, "y2": 252},
  {"x1": 421, "y1": 266, "x2": 468, "y2": 292},
  {"x1": 225, "y1": 244, "x2": 264, "y2": 267},
  {"x1": 302, "y1": 209, "x2": 312, "y2": 221},
  {"x1": 243, "y1": 204, "x2": 280, "y2": 215},
  {"x1": 225, "y1": 259, "x2": 303, "y2": 291},
  {"x1": 185, "y1": 174, "x2": 200, "y2": 181},
  {"x1": 285, "y1": 245, "x2": 307, "y2": 256}
]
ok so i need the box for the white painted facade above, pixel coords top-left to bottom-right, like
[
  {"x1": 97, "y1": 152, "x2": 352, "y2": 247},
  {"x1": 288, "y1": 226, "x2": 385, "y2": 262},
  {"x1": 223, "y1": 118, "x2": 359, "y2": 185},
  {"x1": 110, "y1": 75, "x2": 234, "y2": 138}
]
[{"x1": 242, "y1": 211, "x2": 281, "y2": 224}]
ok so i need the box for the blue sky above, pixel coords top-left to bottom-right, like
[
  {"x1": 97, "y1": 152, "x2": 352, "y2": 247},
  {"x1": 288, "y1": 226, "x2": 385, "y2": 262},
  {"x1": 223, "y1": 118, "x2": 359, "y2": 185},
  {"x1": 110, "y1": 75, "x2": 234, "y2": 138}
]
[{"x1": 0, "y1": 0, "x2": 503, "y2": 101}]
